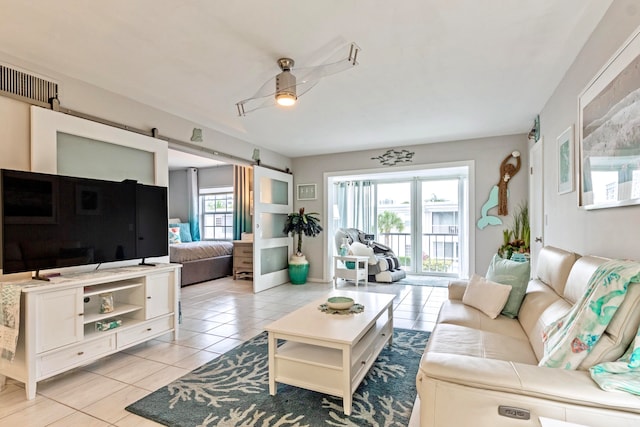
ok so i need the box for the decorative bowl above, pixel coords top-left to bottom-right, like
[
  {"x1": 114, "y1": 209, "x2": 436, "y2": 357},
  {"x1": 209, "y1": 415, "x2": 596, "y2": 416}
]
[{"x1": 327, "y1": 296, "x2": 354, "y2": 310}]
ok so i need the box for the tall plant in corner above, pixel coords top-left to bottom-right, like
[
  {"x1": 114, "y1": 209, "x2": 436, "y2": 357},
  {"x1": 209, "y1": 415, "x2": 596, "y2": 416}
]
[{"x1": 282, "y1": 208, "x2": 323, "y2": 284}]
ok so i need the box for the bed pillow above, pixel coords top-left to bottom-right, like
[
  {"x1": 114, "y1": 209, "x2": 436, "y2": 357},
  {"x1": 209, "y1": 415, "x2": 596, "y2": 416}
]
[
  {"x1": 486, "y1": 253, "x2": 531, "y2": 318},
  {"x1": 462, "y1": 274, "x2": 512, "y2": 319},
  {"x1": 349, "y1": 241, "x2": 377, "y2": 265},
  {"x1": 169, "y1": 222, "x2": 193, "y2": 243},
  {"x1": 168, "y1": 227, "x2": 181, "y2": 244}
]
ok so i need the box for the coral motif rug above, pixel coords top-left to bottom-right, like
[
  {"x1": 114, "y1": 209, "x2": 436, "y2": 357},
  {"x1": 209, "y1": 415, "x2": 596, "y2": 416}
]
[{"x1": 126, "y1": 328, "x2": 430, "y2": 426}]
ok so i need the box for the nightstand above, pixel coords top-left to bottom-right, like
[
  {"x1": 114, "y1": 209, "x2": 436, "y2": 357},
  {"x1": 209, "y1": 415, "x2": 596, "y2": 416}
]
[
  {"x1": 233, "y1": 240, "x2": 253, "y2": 280},
  {"x1": 333, "y1": 255, "x2": 369, "y2": 287}
]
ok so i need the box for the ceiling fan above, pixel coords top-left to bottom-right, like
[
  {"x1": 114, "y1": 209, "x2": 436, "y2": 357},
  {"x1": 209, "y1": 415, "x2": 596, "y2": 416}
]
[{"x1": 236, "y1": 42, "x2": 360, "y2": 116}]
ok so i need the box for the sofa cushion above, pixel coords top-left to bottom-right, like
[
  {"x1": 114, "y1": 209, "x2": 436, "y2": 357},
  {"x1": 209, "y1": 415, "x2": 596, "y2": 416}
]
[
  {"x1": 437, "y1": 300, "x2": 530, "y2": 341},
  {"x1": 462, "y1": 274, "x2": 512, "y2": 319},
  {"x1": 535, "y1": 246, "x2": 578, "y2": 296},
  {"x1": 486, "y1": 254, "x2": 531, "y2": 318},
  {"x1": 519, "y1": 280, "x2": 572, "y2": 361},
  {"x1": 426, "y1": 323, "x2": 537, "y2": 364},
  {"x1": 570, "y1": 258, "x2": 640, "y2": 369},
  {"x1": 563, "y1": 255, "x2": 608, "y2": 304}
]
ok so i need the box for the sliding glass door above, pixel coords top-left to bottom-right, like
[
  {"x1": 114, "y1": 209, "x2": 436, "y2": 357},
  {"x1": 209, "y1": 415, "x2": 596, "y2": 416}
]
[
  {"x1": 420, "y1": 179, "x2": 461, "y2": 276},
  {"x1": 375, "y1": 178, "x2": 463, "y2": 277},
  {"x1": 376, "y1": 182, "x2": 412, "y2": 269},
  {"x1": 331, "y1": 165, "x2": 469, "y2": 278}
]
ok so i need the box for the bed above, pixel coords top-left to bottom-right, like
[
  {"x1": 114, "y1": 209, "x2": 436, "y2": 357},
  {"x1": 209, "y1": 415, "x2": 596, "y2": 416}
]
[{"x1": 170, "y1": 240, "x2": 233, "y2": 287}]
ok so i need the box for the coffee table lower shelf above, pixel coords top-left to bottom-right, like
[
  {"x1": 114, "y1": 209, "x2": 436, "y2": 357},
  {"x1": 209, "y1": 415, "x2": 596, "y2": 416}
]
[{"x1": 268, "y1": 316, "x2": 393, "y2": 415}]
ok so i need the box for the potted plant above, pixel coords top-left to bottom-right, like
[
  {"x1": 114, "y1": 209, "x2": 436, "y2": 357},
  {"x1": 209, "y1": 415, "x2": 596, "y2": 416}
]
[
  {"x1": 283, "y1": 207, "x2": 323, "y2": 284},
  {"x1": 498, "y1": 202, "x2": 530, "y2": 260}
]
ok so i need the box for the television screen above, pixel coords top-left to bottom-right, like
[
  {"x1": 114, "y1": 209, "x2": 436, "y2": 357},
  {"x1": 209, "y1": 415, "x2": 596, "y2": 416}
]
[{"x1": 1, "y1": 169, "x2": 168, "y2": 274}]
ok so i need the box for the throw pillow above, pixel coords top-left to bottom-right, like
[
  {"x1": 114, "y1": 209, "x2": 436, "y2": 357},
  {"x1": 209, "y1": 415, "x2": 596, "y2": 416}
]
[
  {"x1": 349, "y1": 241, "x2": 377, "y2": 265},
  {"x1": 462, "y1": 274, "x2": 512, "y2": 319},
  {"x1": 486, "y1": 253, "x2": 531, "y2": 318},
  {"x1": 168, "y1": 227, "x2": 181, "y2": 244},
  {"x1": 169, "y1": 222, "x2": 193, "y2": 243}
]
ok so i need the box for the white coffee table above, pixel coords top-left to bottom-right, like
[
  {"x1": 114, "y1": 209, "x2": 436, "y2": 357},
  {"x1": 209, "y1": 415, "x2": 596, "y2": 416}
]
[{"x1": 264, "y1": 291, "x2": 394, "y2": 415}]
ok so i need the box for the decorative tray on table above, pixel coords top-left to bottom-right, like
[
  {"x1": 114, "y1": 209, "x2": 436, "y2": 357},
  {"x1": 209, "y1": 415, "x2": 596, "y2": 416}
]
[{"x1": 318, "y1": 296, "x2": 364, "y2": 315}]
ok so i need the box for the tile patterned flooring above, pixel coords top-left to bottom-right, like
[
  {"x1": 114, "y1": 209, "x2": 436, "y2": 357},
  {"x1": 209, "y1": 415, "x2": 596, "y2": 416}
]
[{"x1": 0, "y1": 276, "x2": 447, "y2": 426}]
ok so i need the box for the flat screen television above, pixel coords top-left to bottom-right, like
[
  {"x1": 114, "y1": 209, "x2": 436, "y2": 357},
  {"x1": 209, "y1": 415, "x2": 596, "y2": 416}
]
[{"x1": 1, "y1": 169, "x2": 168, "y2": 276}]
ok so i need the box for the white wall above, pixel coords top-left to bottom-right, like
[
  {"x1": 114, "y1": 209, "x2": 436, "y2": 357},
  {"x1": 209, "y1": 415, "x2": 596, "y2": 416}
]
[
  {"x1": 538, "y1": 0, "x2": 640, "y2": 260},
  {"x1": 292, "y1": 134, "x2": 529, "y2": 281},
  {"x1": 199, "y1": 165, "x2": 233, "y2": 189},
  {"x1": 0, "y1": 96, "x2": 30, "y2": 171},
  {"x1": 168, "y1": 165, "x2": 233, "y2": 221},
  {"x1": 0, "y1": 51, "x2": 292, "y2": 173}
]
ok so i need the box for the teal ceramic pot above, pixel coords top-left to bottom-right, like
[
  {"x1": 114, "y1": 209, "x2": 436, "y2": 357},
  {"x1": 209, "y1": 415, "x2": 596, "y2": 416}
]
[
  {"x1": 288, "y1": 254, "x2": 309, "y2": 284},
  {"x1": 288, "y1": 263, "x2": 309, "y2": 284}
]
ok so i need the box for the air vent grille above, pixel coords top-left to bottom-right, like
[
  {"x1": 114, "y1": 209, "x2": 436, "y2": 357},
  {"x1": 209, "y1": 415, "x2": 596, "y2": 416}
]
[{"x1": 0, "y1": 64, "x2": 58, "y2": 106}]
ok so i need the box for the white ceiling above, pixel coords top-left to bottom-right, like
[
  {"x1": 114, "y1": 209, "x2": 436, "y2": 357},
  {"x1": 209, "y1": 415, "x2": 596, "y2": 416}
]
[{"x1": 0, "y1": 1, "x2": 612, "y2": 158}]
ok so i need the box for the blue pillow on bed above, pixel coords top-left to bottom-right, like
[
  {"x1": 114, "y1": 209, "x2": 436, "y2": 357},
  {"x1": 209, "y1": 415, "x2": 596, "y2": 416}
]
[{"x1": 169, "y1": 223, "x2": 193, "y2": 243}]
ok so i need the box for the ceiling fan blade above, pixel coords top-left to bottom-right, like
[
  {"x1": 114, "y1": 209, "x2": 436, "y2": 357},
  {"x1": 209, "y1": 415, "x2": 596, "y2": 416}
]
[
  {"x1": 296, "y1": 43, "x2": 360, "y2": 84},
  {"x1": 236, "y1": 42, "x2": 360, "y2": 116}
]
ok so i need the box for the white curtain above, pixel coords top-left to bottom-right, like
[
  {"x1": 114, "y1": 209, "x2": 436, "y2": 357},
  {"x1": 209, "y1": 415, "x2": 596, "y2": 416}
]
[{"x1": 335, "y1": 180, "x2": 374, "y2": 232}]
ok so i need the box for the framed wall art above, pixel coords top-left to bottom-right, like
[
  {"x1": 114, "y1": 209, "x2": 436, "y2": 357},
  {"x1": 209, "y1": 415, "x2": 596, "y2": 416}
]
[
  {"x1": 297, "y1": 183, "x2": 317, "y2": 200},
  {"x1": 557, "y1": 125, "x2": 574, "y2": 195},
  {"x1": 578, "y1": 25, "x2": 640, "y2": 209}
]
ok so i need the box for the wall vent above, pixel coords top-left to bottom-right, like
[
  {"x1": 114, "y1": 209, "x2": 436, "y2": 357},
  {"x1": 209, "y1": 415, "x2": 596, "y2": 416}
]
[{"x1": 0, "y1": 64, "x2": 58, "y2": 107}]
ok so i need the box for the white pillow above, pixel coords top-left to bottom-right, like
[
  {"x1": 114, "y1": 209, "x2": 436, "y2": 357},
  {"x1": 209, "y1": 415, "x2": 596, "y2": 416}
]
[
  {"x1": 462, "y1": 274, "x2": 512, "y2": 319},
  {"x1": 348, "y1": 241, "x2": 377, "y2": 265}
]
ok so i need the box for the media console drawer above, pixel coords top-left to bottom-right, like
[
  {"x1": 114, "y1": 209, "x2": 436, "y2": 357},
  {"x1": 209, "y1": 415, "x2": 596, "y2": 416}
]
[
  {"x1": 117, "y1": 316, "x2": 173, "y2": 348},
  {"x1": 39, "y1": 335, "x2": 116, "y2": 377}
]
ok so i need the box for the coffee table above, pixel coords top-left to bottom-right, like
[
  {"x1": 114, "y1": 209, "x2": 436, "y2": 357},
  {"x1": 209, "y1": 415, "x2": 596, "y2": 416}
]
[{"x1": 264, "y1": 290, "x2": 394, "y2": 415}]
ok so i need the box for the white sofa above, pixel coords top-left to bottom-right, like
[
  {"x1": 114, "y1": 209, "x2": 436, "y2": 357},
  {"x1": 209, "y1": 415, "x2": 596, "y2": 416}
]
[{"x1": 416, "y1": 246, "x2": 640, "y2": 426}]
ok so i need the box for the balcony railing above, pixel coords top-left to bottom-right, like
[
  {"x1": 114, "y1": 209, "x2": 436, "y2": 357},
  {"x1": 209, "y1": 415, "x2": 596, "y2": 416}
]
[{"x1": 377, "y1": 232, "x2": 459, "y2": 274}]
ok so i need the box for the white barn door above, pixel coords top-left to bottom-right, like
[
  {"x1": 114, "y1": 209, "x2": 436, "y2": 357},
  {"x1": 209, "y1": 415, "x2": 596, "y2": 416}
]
[{"x1": 252, "y1": 166, "x2": 293, "y2": 293}]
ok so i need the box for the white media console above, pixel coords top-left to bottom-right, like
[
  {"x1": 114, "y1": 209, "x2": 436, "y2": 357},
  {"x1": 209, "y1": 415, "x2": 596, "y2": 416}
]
[{"x1": 0, "y1": 263, "x2": 181, "y2": 399}]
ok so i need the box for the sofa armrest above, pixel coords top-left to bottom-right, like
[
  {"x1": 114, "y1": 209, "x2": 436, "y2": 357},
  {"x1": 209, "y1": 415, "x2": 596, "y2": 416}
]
[
  {"x1": 448, "y1": 280, "x2": 468, "y2": 300},
  {"x1": 418, "y1": 352, "x2": 640, "y2": 412}
]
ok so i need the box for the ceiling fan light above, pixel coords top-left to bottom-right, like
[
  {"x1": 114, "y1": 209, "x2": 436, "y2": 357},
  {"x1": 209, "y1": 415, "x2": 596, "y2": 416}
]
[
  {"x1": 275, "y1": 68, "x2": 297, "y2": 107},
  {"x1": 276, "y1": 92, "x2": 296, "y2": 106}
]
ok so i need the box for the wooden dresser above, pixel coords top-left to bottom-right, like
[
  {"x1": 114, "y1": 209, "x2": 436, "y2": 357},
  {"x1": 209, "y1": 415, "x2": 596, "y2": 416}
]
[{"x1": 232, "y1": 240, "x2": 253, "y2": 280}]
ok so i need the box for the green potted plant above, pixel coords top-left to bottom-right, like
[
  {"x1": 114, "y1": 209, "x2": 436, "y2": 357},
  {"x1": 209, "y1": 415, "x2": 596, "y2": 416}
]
[
  {"x1": 283, "y1": 207, "x2": 323, "y2": 284},
  {"x1": 498, "y1": 202, "x2": 530, "y2": 260}
]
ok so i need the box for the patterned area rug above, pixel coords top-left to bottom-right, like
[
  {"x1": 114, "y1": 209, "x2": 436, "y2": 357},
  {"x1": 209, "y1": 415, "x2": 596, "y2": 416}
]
[{"x1": 126, "y1": 328, "x2": 430, "y2": 427}]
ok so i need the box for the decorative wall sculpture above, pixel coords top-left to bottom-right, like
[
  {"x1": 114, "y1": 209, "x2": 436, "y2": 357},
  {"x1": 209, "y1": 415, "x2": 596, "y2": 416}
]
[
  {"x1": 476, "y1": 150, "x2": 521, "y2": 229},
  {"x1": 371, "y1": 149, "x2": 415, "y2": 166}
]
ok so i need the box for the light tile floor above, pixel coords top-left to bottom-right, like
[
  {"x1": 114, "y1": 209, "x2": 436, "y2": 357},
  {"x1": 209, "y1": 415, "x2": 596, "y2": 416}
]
[{"x1": 0, "y1": 276, "x2": 447, "y2": 426}]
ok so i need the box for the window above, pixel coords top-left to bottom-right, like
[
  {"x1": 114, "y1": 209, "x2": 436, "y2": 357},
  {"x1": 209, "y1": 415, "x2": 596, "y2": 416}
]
[
  {"x1": 201, "y1": 189, "x2": 233, "y2": 240},
  {"x1": 432, "y1": 211, "x2": 458, "y2": 234}
]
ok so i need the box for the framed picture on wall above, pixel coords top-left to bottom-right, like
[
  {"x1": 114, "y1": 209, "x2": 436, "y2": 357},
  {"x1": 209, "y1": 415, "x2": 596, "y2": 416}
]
[
  {"x1": 297, "y1": 184, "x2": 317, "y2": 200},
  {"x1": 578, "y1": 24, "x2": 640, "y2": 209},
  {"x1": 557, "y1": 125, "x2": 574, "y2": 195}
]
